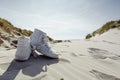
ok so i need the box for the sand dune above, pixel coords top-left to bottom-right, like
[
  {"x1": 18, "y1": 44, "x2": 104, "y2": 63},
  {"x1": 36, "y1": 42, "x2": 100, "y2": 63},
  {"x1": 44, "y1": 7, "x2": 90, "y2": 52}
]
[{"x1": 0, "y1": 29, "x2": 120, "y2": 80}]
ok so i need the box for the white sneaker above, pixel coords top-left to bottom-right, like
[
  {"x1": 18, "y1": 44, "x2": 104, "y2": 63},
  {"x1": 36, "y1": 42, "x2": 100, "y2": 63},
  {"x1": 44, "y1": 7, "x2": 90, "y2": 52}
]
[
  {"x1": 30, "y1": 29, "x2": 58, "y2": 58},
  {"x1": 30, "y1": 29, "x2": 46, "y2": 50},
  {"x1": 15, "y1": 36, "x2": 31, "y2": 61},
  {"x1": 37, "y1": 44, "x2": 58, "y2": 58}
]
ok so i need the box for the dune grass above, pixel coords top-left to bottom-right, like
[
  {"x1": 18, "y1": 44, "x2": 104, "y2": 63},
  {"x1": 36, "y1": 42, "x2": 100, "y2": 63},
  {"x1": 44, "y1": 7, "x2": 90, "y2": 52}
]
[
  {"x1": 86, "y1": 20, "x2": 120, "y2": 39},
  {"x1": 0, "y1": 18, "x2": 33, "y2": 36}
]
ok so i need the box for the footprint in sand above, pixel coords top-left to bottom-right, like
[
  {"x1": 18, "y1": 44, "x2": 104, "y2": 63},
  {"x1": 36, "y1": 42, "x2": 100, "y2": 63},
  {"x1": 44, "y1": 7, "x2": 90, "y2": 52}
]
[
  {"x1": 88, "y1": 48, "x2": 108, "y2": 59},
  {"x1": 88, "y1": 48, "x2": 120, "y2": 60},
  {"x1": 90, "y1": 69, "x2": 120, "y2": 80}
]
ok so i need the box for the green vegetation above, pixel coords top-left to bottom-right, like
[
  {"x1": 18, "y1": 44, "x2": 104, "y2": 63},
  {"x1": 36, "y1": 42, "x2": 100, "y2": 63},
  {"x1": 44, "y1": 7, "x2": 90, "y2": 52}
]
[
  {"x1": 0, "y1": 17, "x2": 33, "y2": 36},
  {"x1": 86, "y1": 34, "x2": 92, "y2": 39},
  {"x1": 86, "y1": 20, "x2": 120, "y2": 39},
  {"x1": 0, "y1": 18, "x2": 14, "y2": 34},
  {"x1": 21, "y1": 29, "x2": 33, "y2": 36},
  {"x1": 47, "y1": 36, "x2": 54, "y2": 41},
  {"x1": 54, "y1": 40, "x2": 63, "y2": 43}
]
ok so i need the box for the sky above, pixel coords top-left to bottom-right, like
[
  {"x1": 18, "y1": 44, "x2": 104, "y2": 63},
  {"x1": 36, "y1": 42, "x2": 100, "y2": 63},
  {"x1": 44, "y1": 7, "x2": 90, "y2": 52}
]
[{"x1": 0, "y1": 0, "x2": 120, "y2": 40}]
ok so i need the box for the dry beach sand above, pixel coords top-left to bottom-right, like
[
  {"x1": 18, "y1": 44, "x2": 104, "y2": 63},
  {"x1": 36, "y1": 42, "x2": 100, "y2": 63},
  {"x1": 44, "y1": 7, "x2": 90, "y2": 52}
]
[{"x1": 0, "y1": 29, "x2": 120, "y2": 80}]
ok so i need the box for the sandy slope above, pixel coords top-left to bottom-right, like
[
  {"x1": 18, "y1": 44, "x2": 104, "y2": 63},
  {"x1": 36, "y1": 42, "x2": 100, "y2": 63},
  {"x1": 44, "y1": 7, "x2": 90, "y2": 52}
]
[{"x1": 0, "y1": 29, "x2": 120, "y2": 80}]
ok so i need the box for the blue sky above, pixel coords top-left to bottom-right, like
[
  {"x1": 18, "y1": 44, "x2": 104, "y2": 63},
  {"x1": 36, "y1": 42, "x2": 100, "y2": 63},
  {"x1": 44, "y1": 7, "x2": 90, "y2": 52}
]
[{"x1": 0, "y1": 0, "x2": 120, "y2": 39}]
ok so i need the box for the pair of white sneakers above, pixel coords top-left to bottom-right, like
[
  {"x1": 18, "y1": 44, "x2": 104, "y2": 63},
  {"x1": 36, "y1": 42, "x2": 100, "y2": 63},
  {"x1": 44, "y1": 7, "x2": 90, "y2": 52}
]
[{"x1": 15, "y1": 29, "x2": 58, "y2": 61}]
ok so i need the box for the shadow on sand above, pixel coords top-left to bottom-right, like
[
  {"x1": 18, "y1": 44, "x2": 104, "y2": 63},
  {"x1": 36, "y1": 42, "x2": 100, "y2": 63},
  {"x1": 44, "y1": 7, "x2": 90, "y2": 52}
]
[{"x1": 0, "y1": 55, "x2": 59, "y2": 80}]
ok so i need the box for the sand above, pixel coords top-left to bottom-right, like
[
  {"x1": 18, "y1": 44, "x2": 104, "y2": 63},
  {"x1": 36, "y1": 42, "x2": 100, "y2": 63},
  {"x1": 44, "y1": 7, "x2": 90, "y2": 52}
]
[{"x1": 0, "y1": 29, "x2": 120, "y2": 80}]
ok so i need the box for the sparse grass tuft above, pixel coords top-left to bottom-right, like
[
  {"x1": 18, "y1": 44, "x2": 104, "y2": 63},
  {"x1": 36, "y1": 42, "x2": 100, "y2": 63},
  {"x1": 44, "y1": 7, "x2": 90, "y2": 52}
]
[
  {"x1": 86, "y1": 34, "x2": 92, "y2": 39},
  {"x1": 86, "y1": 20, "x2": 120, "y2": 39},
  {"x1": 0, "y1": 17, "x2": 33, "y2": 36},
  {"x1": 53, "y1": 40, "x2": 63, "y2": 43}
]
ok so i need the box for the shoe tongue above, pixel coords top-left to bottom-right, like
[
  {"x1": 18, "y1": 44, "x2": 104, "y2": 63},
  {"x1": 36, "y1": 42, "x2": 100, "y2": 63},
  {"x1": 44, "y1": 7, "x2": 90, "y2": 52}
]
[{"x1": 18, "y1": 36, "x2": 28, "y2": 46}]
